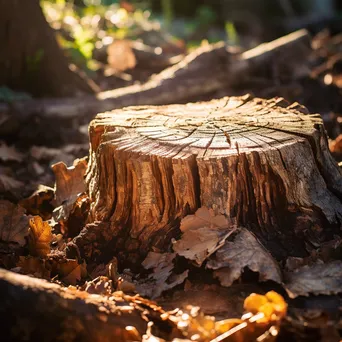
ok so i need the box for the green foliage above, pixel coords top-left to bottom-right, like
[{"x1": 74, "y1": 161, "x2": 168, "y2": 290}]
[
  {"x1": 161, "y1": 0, "x2": 173, "y2": 29},
  {"x1": 40, "y1": 0, "x2": 226, "y2": 64},
  {"x1": 196, "y1": 5, "x2": 216, "y2": 26},
  {"x1": 225, "y1": 21, "x2": 239, "y2": 45}
]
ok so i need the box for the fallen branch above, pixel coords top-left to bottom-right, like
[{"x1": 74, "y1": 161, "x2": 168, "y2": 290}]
[
  {"x1": 0, "y1": 30, "x2": 310, "y2": 121},
  {"x1": 0, "y1": 269, "x2": 148, "y2": 342}
]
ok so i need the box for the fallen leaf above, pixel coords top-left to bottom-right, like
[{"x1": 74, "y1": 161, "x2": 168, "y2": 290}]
[
  {"x1": 207, "y1": 228, "x2": 282, "y2": 286},
  {"x1": 30, "y1": 146, "x2": 61, "y2": 161},
  {"x1": 30, "y1": 144, "x2": 88, "y2": 166},
  {"x1": 19, "y1": 185, "x2": 55, "y2": 220},
  {"x1": 285, "y1": 256, "x2": 307, "y2": 271},
  {"x1": 142, "y1": 251, "x2": 175, "y2": 270},
  {"x1": 28, "y1": 216, "x2": 53, "y2": 257},
  {"x1": 51, "y1": 158, "x2": 87, "y2": 223},
  {"x1": 107, "y1": 40, "x2": 137, "y2": 71},
  {"x1": 173, "y1": 207, "x2": 235, "y2": 266},
  {"x1": 180, "y1": 207, "x2": 230, "y2": 232},
  {"x1": 15, "y1": 256, "x2": 51, "y2": 279},
  {"x1": 0, "y1": 141, "x2": 24, "y2": 162},
  {"x1": 0, "y1": 200, "x2": 29, "y2": 246},
  {"x1": 52, "y1": 158, "x2": 87, "y2": 206},
  {"x1": 58, "y1": 259, "x2": 87, "y2": 285},
  {"x1": 63, "y1": 193, "x2": 90, "y2": 237},
  {"x1": 285, "y1": 260, "x2": 342, "y2": 298},
  {"x1": 136, "y1": 252, "x2": 188, "y2": 298},
  {"x1": 329, "y1": 134, "x2": 342, "y2": 154},
  {"x1": 0, "y1": 174, "x2": 24, "y2": 193}
]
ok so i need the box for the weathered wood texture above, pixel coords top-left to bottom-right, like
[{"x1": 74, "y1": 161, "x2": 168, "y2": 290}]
[
  {"x1": 0, "y1": 269, "x2": 148, "y2": 342},
  {"x1": 86, "y1": 95, "x2": 342, "y2": 262}
]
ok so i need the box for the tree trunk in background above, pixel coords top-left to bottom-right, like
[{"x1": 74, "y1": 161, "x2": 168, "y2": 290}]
[{"x1": 0, "y1": 0, "x2": 96, "y2": 97}]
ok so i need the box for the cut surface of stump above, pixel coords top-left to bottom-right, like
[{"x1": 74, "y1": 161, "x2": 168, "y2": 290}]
[{"x1": 86, "y1": 95, "x2": 342, "y2": 261}]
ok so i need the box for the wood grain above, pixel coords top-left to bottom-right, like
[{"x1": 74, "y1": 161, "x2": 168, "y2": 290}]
[{"x1": 86, "y1": 95, "x2": 342, "y2": 261}]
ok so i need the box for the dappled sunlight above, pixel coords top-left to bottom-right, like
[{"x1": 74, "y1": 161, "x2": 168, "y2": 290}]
[{"x1": 1, "y1": 1, "x2": 342, "y2": 341}]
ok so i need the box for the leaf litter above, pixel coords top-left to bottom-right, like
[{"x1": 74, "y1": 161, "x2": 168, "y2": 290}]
[
  {"x1": 137, "y1": 208, "x2": 283, "y2": 307},
  {"x1": 136, "y1": 252, "x2": 189, "y2": 299},
  {"x1": 285, "y1": 260, "x2": 342, "y2": 298},
  {"x1": 172, "y1": 207, "x2": 236, "y2": 266},
  {"x1": 0, "y1": 200, "x2": 29, "y2": 246},
  {"x1": 28, "y1": 216, "x2": 53, "y2": 257},
  {"x1": 0, "y1": 141, "x2": 24, "y2": 162},
  {"x1": 207, "y1": 228, "x2": 282, "y2": 286}
]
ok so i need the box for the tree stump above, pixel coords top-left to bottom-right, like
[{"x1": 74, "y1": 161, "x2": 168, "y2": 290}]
[{"x1": 86, "y1": 95, "x2": 342, "y2": 262}]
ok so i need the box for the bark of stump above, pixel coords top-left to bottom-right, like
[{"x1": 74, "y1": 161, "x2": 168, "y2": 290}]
[{"x1": 86, "y1": 95, "x2": 342, "y2": 262}]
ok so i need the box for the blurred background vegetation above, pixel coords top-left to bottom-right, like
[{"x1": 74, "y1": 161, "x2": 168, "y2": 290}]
[
  {"x1": 2, "y1": 0, "x2": 341, "y2": 100},
  {"x1": 40, "y1": 0, "x2": 342, "y2": 71}
]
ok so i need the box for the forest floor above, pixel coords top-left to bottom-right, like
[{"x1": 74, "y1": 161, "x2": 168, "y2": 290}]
[{"x1": 1, "y1": 2, "x2": 342, "y2": 341}]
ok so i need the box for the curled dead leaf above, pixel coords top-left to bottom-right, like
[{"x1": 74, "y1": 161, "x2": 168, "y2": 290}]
[
  {"x1": 180, "y1": 207, "x2": 231, "y2": 232},
  {"x1": 28, "y1": 216, "x2": 53, "y2": 257},
  {"x1": 207, "y1": 228, "x2": 282, "y2": 286},
  {"x1": 52, "y1": 158, "x2": 88, "y2": 223},
  {"x1": 0, "y1": 141, "x2": 24, "y2": 162},
  {"x1": 19, "y1": 185, "x2": 55, "y2": 220},
  {"x1": 285, "y1": 260, "x2": 342, "y2": 298},
  {"x1": 58, "y1": 259, "x2": 87, "y2": 285},
  {"x1": 14, "y1": 256, "x2": 51, "y2": 279},
  {"x1": 137, "y1": 252, "x2": 188, "y2": 298},
  {"x1": 107, "y1": 40, "x2": 137, "y2": 71},
  {"x1": 173, "y1": 207, "x2": 235, "y2": 266},
  {"x1": 0, "y1": 174, "x2": 24, "y2": 193},
  {"x1": 0, "y1": 200, "x2": 29, "y2": 246},
  {"x1": 52, "y1": 158, "x2": 87, "y2": 206}
]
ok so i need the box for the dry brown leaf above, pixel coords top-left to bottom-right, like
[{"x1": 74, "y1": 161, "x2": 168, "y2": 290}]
[
  {"x1": 285, "y1": 260, "x2": 342, "y2": 298},
  {"x1": 180, "y1": 207, "x2": 230, "y2": 232},
  {"x1": 52, "y1": 157, "x2": 87, "y2": 206},
  {"x1": 28, "y1": 216, "x2": 53, "y2": 257},
  {"x1": 0, "y1": 200, "x2": 29, "y2": 246},
  {"x1": 136, "y1": 252, "x2": 188, "y2": 298},
  {"x1": 329, "y1": 134, "x2": 342, "y2": 154},
  {"x1": 30, "y1": 144, "x2": 88, "y2": 166},
  {"x1": 30, "y1": 146, "x2": 61, "y2": 161},
  {"x1": 173, "y1": 207, "x2": 235, "y2": 266},
  {"x1": 207, "y1": 228, "x2": 282, "y2": 286},
  {"x1": 52, "y1": 158, "x2": 87, "y2": 222},
  {"x1": 58, "y1": 259, "x2": 87, "y2": 285},
  {"x1": 14, "y1": 256, "x2": 51, "y2": 279},
  {"x1": 19, "y1": 185, "x2": 55, "y2": 220},
  {"x1": 107, "y1": 40, "x2": 137, "y2": 71},
  {"x1": 0, "y1": 141, "x2": 24, "y2": 162},
  {"x1": 0, "y1": 174, "x2": 24, "y2": 193}
]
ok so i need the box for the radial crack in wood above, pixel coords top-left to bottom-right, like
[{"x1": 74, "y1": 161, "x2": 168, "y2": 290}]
[{"x1": 86, "y1": 95, "x2": 342, "y2": 261}]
